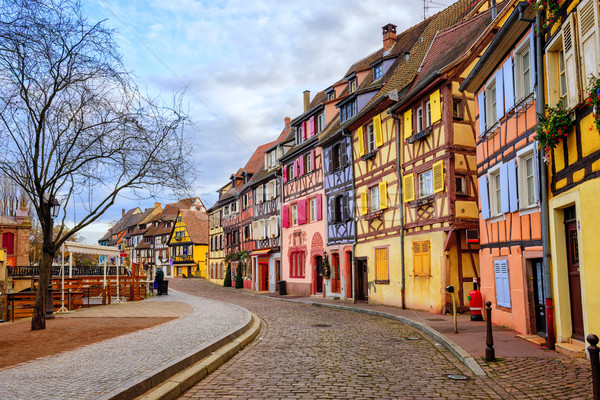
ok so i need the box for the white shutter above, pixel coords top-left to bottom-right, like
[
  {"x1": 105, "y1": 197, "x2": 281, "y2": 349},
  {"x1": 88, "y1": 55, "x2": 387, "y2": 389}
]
[
  {"x1": 496, "y1": 69, "x2": 505, "y2": 122},
  {"x1": 261, "y1": 220, "x2": 266, "y2": 240},
  {"x1": 577, "y1": 0, "x2": 600, "y2": 83},
  {"x1": 563, "y1": 13, "x2": 581, "y2": 109},
  {"x1": 252, "y1": 221, "x2": 259, "y2": 240}
]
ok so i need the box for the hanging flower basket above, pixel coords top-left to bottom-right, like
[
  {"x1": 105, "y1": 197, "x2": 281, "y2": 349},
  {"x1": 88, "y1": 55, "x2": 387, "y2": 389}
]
[
  {"x1": 535, "y1": 103, "x2": 573, "y2": 162},
  {"x1": 585, "y1": 75, "x2": 600, "y2": 132},
  {"x1": 529, "y1": 0, "x2": 561, "y2": 33}
]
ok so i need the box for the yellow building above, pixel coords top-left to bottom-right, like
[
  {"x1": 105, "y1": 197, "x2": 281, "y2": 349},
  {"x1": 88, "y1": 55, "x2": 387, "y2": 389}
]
[
  {"x1": 208, "y1": 203, "x2": 225, "y2": 285},
  {"x1": 543, "y1": 0, "x2": 600, "y2": 350},
  {"x1": 168, "y1": 210, "x2": 209, "y2": 278}
]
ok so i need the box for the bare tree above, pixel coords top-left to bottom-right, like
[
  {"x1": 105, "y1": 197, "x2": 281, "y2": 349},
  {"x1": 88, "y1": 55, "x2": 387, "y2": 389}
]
[{"x1": 0, "y1": 0, "x2": 194, "y2": 330}]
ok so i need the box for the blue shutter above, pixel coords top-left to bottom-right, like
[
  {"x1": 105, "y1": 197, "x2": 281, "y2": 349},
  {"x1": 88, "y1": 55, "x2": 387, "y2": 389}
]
[
  {"x1": 500, "y1": 163, "x2": 509, "y2": 214},
  {"x1": 530, "y1": 28, "x2": 536, "y2": 92},
  {"x1": 503, "y1": 57, "x2": 515, "y2": 111},
  {"x1": 533, "y1": 141, "x2": 540, "y2": 203},
  {"x1": 507, "y1": 159, "x2": 519, "y2": 212},
  {"x1": 478, "y1": 175, "x2": 490, "y2": 220},
  {"x1": 478, "y1": 92, "x2": 486, "y2": 135},
  {"x1": 496, "y1": 69, "x2": 504, "y2": 122},
  {"x1": 494, "y1": 260, "x2": 511, "y2": 308}
]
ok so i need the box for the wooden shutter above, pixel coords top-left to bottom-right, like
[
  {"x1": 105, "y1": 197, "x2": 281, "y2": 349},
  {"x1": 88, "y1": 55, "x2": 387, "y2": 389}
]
[
  {"x1": 360, "y1": 188, "x2": 368, "y2": 215},
  {"x1": 373, "y1": 114, "x2": 383, "y2": 147},
  {"x1": 282, "y1": 165, "x2": 287, "y2": 182},
  {"x1": 328, "y1": 196, "x2": 335, "y2": 223},
  {"x1": 379, "y1": 181, "x2": 388, "y2": 210},
  {"x1": 503, "y1": 56, "x2": 515, "y2": 110},
  {"x1": 403, "y1": 174, "x2": 415, "y2": 202},
  {"x1": 495, "y1": 68, "x2": 504, "y2": 122},
  {"x1": 375, "y1": 248, "x2": 388, "y2": 281},
  {"x1": 327, "y1": 149, "x2": 333, "y2": 173},
  {"x1": 340, "y1": 140, "x2": 348, "y2": 167},
  {"x1": 578, "y1": 0, "x2": 600, "y2": 82},
  {"x1": 311, "y1": 149, "x2": 316, "y2": 170},
  {"x1": 404, "y1": 110, "x2": 413, "y2": 138},
  {"x1": 413, "y1": 242, "x2": 422, "y2": 275},
  {"x1": 500, "y1": 163, "x2": 509, "y2": 214},
  {"x1": 299, "y1": 155, "x2": 305, "y2": 175},
  {"x1": 298, "y1": 199, "x2": 307, "y2": 225},
  {"x1": 316, "y1": 194, "x2": 323, "y2": 221},
  {"x1": 563, "y1": 13, "x2": 580, "y2": 109},
  {"x1": 494, "y1": 260, "x2": 511, "y2": 307},
  {"x1": 507, "y1": 159, "x2": 519, "y2": 212},
  {"x1": 478, "y1": 92, "x2": 486, "y2": 135},
  {"x1": 302, "y1": 121, "x2": 307, "y2": 140},
  {"x1": 282, "y1": 205, "x2": 289, "y2": 228},
  {"x1": 343, "y1": 195, "x2": 350, "y2": 221},
  {"x1": 357, "y1": 126, "x2": 365, "y2": 156},
  {"x1": 421, "y1": 241, "x2": 430, "y2": 275},
  {"x1": 433, "y1": 160, "x2": 444, "y2": 193},
  {"x1": 478, "y1": 175, "x2": 490, "y2": 220},
  {"x1": 309, "y1": 116, "x2": 315, "y2": 137},
  {"x1": 430, "y1": 89, "x2": 441, "y2": 124}
]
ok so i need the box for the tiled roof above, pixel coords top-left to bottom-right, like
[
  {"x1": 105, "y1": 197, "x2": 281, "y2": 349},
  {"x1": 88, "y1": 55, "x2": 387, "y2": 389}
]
[
  {"x1": 0, "y1": 215, "x2": 19, "y2": 225},
  {"x1": 109, "y1": 207, "x2": 141, "y2": 235},
  {"x1": 179, "y1": 210, "x2": 209, "y2": 244},
  {"x1": 244, "y1": 141, "x2": 277, "y2": 174}
]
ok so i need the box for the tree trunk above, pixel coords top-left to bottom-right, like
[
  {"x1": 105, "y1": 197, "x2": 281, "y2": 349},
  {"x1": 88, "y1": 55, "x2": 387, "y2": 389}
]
[{"x1": 31, "y1": 217, "x2": 55, "y2": 330}]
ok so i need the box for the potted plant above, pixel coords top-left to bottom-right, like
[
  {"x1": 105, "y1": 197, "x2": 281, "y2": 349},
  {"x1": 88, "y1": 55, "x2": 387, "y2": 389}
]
[
  {"x1": 322, "y1": 252, "x2": 331, "y2": 279},
  {"x1": 585, "y1": 75, "x2": 600, "y2": 132},
  {"x1": 529, "y1": 0, "x2": 561, "y2": 32},
  {"x1": 535, "y1": 103, "x2": 573, "y2": 162}
]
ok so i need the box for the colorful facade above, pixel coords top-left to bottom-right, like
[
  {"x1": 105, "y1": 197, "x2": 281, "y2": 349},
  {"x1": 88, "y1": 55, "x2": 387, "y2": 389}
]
[
  {"x1": 168, "y1": 210, "x2": 209, "y2": 278},
  {"x1": 208, "y1": 200, "x2": 225, "y2": 285},
  {"x1": 0, "y1": 207, "x2": 31, "y2": 267}
]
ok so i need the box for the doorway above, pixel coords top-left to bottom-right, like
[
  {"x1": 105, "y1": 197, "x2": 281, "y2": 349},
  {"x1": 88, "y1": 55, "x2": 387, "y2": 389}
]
[
  {"x1": 331, "y1": 253, "x2": 340, "y2": 293},
  {"x1": 259, "y1": 262, "x2": 268, "y2": 291},
  {"x1": 356, "y1": 258, "x2": 368, "y2": 301},
  {"x1": 531, "y1": 258, "x2": 546, "y2": 335},
  {"x1": 315, "y1": 256, "x2": 323, "y2": 293},
  {"x1": 275, "y1": 259, "x2": 281, "y2": 292},
  {"x1": 564, "y1": 206, "x2": 584, "y2": 340}
]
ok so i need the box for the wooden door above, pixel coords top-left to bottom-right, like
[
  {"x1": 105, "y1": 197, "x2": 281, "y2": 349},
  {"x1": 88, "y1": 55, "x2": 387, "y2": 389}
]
[
  {"x1": 531, "y1": 259, "x2": 546, "y2": 335},
  {"x1": 275, "y1": 259, "x2": 281, "y2": 291},
  {"x1": 565, "y1": 215, "x2": 584, "y2": 340},
  {"x1": 356, "y1": 258, "x2": 368, "y2": 301},
  {"x1": 332, "y1": 253, "x2": 340, "y2": 293},
  {"x1": 316, "y1": 256, "x2": 323, "y2": 293}
]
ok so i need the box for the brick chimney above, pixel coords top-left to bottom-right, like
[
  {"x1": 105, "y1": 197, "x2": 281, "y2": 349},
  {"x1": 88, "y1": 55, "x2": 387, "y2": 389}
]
[
  {"x1": 303, "y1": 90, "x2": 310, "y2": 112},
  {"x1": 284, "y1": 116, "x2": 291, "y2": 128},
  {"x1": 122, "y1": 208, "x2": 125, "y2": 217},
  {"x1": 382, "y1": 23, "x2": 397, "y2": 52},
  {"x1": 154, "y1": 202, "x2": 161, "y2": 208}
]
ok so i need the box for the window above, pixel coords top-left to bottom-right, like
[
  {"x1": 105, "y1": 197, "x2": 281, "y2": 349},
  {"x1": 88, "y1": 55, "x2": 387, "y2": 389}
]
[
  {"x1": 305, "y1": 153, "x2": 312, "y2": 173},
  {"x1": 375, "y1": 247, "x2": 389, "y2": 282},
  {"x1": 425, "y1": 101, "x2": 431, "y2": 127},
  {"x1": 373, "y1": 63, "x2": 383, "y2": 81},
  {"x1": 349, "y1": 79, "x2": 357, "y2": 93},
  {"x1": 291, "y1": 204, "x2": 298, "y2": 226},
  {"x1": 317, "y1": 113, "x2": 325, "y2": 133},
  {"x1": 489, "y1": 170, "x2": 502, "y2": 216},
  {"x1": 453, "y1": 98, "x2": 463, "y2": 119},
  {"x1": 416, "y1": 106, "x2": 423, "y2": 132},
  {"x1": 413, "y1": 241, "x2": 430, "y2": 276},
  {"x1": 418, "y1": 170, "x2": 433, "y2": 198},
  {"x1": 515, "y1": 43, "x2": 531, "y2": 101},
  {"x1": 332, "y1": 144, "x2": 341, "y2": 170},
  {"x1": 340, "y1": 100, "x2": 357, "y2": 122},
  {"x1": 370, "y1": 185, "x2": 380, "y2": 212},
  {"x1": 546, "y1": 15, "x2": 580, "y2": 110},
  {"x1": 494, "y1": 260, "x2": 511, "y2": 308},
  {"x1": 310, "y1": 198, "x2": 318, "y2": 222},
  {"x1": 367, "y1": 123, "x2": 376, "y2": 152},
  {"x1": 519, "y1": 151, "x2": 537, "y2": 208},
  {"x1": 485, "y1": 80, "x2": 497, "y2": 127},
  {"x1": 288, "y1": 164, "x2": 295, "y2": 180},
  {"x1": 456, "y1": 176, "x2": 468, "y2": 195},
  {"x1": 290, "y1": 250, "x2": 306, "y2": 278},
  {"x1": 328, "y1": 92, "x2": 335, "y2": 101},
  {"x1": 269, "y1": 152, "x2": 276, "y2": 169},
  {"x1": 333, "y1": 195, "x2": 344, "y2": 222}
]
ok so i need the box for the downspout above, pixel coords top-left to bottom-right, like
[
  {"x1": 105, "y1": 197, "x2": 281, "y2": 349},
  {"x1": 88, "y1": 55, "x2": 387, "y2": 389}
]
[
  {"x1": 389, "y1": 113, "x2": 406, "y2": 309},
  {"x1": 342, "y1": 128, "x2": 358, "y2": 303},
  {"x1": 534, "y1": 13, "x2": 555, "y2": 350}
]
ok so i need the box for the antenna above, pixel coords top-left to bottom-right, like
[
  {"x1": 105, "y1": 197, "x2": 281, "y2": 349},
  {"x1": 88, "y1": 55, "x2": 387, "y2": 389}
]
[{"x1": 423, "y1": 0, "x2": 447, "y2": 19}]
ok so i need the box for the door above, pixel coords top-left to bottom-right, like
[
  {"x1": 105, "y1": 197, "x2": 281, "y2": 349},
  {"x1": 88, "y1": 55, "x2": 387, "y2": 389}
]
[
  {"x1": 331, "y1": 253, "x2": 340, "y2": 293},
  {"x1": 531, "y1": 259, "x2": 546, "y2": 335},
  {"x1": 316, "y1": 256, "x2": 323, "y2": 293},
  {"x1": 275, "y1": 259, "x2": 281, "y2": 292},
  {"x1": 565, "y1": 209, "x2": 584, "y2": 340},
  {"x1": 259, "y1": 262, "x2": 268, "y2": 291},
  {"x1": 356, "y1": 258, "x2": 368, "y2": 301}
]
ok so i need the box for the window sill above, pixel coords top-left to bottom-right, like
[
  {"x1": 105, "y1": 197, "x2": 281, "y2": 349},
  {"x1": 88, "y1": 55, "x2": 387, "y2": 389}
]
[
  {"x1": 374, "y1": 279, "x2": 390, "y2": 285},
  {"x1": 482, "y1": 122, "x2": 500, "y2": 138},
  {"x1": 410, "y1": 195, "x2": 434, "y2": 208},
  {"x1": 518, "y1": 204, "x2": 540, "y2": 216},
  {"x1": 489, "y1": 214, "x2": 506, "y2": 223},
  {"x1": 407, "y1": 126, "x2": 433, "y2": 144},
  {"x1": 361, "y1": 150, "x2": 378, "y2": 161},
  {"x1": 366, "y1": 210, "x2": 383, "y2": 220}
]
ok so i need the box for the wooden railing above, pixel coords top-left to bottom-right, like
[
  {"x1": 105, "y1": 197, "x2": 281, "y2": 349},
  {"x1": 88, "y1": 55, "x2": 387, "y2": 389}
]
[{"x1": 9, "y1": 265, "x2": 130, "y2": 277}]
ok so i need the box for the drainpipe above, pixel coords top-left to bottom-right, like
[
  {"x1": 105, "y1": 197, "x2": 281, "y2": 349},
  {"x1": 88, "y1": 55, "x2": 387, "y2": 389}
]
[
  {"x1": 342, "y1": 128, "x2": 358, "y2": 303},
  {"x1": 534, "y1": 13, "x2": 555, "y2": 350},
  {"x1": 389, "y1": 113, "x2": 406, "y2": 309}
]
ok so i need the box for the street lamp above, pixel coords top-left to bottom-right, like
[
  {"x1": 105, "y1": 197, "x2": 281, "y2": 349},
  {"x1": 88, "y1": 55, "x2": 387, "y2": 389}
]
[{"x1": 44, "y1": 193, "x2": 61, "y2": 218}]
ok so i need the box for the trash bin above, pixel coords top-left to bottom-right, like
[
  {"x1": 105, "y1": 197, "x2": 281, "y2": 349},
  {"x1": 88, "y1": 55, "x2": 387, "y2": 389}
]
[
  {"x1": 277, "y1": 280, "x2": 286, "y2": 296},
  {"x1": 160, "y1": 280, "x2": 169, "y2": 295}
]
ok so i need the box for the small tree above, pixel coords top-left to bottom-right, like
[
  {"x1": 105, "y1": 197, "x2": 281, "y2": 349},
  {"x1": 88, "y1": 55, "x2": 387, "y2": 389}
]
[
  {"x1": 0, "y1": 0, "x2": 194, "y2": 330},
  {"x1": 235, "y1": 262, "x2": 243, "y2": 289},
  {"x1": 223, "y1": 263, "x2": 232, "y2": 287}
]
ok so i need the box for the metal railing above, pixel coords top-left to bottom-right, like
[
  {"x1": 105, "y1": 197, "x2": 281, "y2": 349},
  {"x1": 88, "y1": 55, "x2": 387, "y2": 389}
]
[{"x1": 9, "y1": 265, "x2": 130, "y2": 277}]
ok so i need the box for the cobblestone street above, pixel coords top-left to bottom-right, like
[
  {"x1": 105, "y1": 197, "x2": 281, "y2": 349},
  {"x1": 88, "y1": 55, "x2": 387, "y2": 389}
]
[{"x1": 171, "y1": 279, "x2": 593, "y2": 400}]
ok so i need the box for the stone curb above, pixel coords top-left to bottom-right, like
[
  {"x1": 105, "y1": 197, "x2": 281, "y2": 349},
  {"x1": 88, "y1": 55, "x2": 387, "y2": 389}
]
[
  {"x1": 257, "y1": 295, "x2": 486, "y2": 377},
  {"x1": 132, "y1": 313, "x2": 262, "y2": 400}
]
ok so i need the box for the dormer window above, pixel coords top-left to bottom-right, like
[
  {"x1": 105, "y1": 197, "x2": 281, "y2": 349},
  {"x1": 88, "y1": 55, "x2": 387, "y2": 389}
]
[
  {"x1": 349, "y1": 79, "x2": 357, "y2": 93},
  {"x1": 373, "y1": 63, "x2": 383, "y2": 81},
  {"x1": 328, "y1": 92, "x2": 335, "y2": 101},
  {"x1": 340, "y1": 100, "x2": 357, "y2": 122}
]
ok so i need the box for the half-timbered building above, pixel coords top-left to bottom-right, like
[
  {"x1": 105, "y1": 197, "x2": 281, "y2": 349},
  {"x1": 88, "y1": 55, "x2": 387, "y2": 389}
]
[
  {"x1": 461, "y1": 1, "x2": 544, "y2": 335},
  {"x1": 168, "y1": 209, "x2": 209, "y2": 278},
  {"x1": 208, "y1": 194, "x2": 226, "y2": 284},
  {"x1": 543, "y1": 0, "x2": 600, "y2": 352},
  {"x1": 390, "y1": 10, "x2": 492, "y2": 313}
]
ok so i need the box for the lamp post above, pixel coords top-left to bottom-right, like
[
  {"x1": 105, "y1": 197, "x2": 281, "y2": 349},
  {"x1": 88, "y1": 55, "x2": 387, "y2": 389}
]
[{"x1": 44, "y1": 194, "x2": 60, "y2": 319}]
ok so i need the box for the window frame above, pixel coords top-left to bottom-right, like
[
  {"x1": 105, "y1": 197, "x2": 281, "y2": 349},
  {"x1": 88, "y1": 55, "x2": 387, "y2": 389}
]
[
  {"x1": 366, "y1": 123, "x2": 376, "y2": 152},
  {"x1": 485, "y1": 79, "x2": 497, "y2": 127},
  {"x1": 514, "y1": 40, "x2": 532, "y2": 101},
  {"x1": 291, "y1": 204, "x2": 298, "y2": 226},
  {"x1": 370, "y1": 185, "x2": 380, "y2": 213},
  {"x1": 309, "y1": 197, "x2": 318, "y2": 222},
  {"x1": 425, "y1": 101, "x2": 432, "y2": 127},
  {"x1": 517, "y1": 145, "x2": 538, "y2": 210},
  {"x1": 488, "y1": 167, "x2": 502, "y2": 217},
  {"x1": 413, "y1": 241, "x2": 431, "y2": 276},
  {"x1": 418, "y1": 169, "x2": 433, "y2": 198},
  {"x1": 416, "y1": 106, "x2": 423, "y2": 132},
  {"x1": 373, "y1": 63, "x2": 383, "y2": 81}
]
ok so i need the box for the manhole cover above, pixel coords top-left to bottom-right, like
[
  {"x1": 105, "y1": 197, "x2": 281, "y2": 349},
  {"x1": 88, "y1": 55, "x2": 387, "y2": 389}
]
[
  {"x1": 405, "y1": 337, "x2": 421, "y2": 340},
  {"x1": 426, "y1": 318, "x2": 446, "y2": 322},
  {"x1": 447, "y1": 374, "x2": 468, "y2": 380},
  {"x1": 311, "y1": 324, "x2": 331, "y2": 328}
]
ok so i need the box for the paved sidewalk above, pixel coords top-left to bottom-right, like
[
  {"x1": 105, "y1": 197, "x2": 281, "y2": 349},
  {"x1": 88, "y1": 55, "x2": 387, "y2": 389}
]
[{"x1": 0, "y1": 290, "x2": 251, "y2": 400}]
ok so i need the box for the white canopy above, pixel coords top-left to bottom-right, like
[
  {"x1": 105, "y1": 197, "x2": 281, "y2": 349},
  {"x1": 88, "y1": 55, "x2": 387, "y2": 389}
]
[{"x1": 62, "y1": 241, "x2": 120, "y2": 257}]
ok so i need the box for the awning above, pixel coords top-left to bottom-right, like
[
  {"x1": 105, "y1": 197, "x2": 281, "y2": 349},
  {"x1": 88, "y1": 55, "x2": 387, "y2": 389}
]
[
  {"x1": 172, "y1": 262, "x2": 197, "y2": 267},
  {"x1": 62, "y1": 241, "x2": 120, "y2": 257},
  {"x1": 250, "y1": 248, "x2": 272, "y2": 256}
]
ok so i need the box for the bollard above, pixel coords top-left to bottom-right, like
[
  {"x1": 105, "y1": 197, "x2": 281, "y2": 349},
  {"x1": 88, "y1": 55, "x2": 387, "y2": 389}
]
[
  {"x1": 588, "y1": 334, "x2": 600, "y2": 400},
  {"x1": 485, "y1": 301, "x2": 495, "y2": 362}
]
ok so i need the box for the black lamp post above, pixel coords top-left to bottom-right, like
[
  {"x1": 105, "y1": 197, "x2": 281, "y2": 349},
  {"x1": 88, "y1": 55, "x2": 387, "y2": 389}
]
[{"x1": 45, "y1": 194, "x2": 60, "y2": 319}]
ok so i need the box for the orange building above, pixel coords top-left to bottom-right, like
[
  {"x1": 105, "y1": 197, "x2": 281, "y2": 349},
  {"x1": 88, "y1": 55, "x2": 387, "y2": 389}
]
[{"x1": 0, "y1": 207, "x2": 31, "y2": 267}]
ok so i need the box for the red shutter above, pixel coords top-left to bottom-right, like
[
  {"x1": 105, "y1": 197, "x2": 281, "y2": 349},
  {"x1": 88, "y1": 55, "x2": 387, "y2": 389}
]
[
  {"x1": 3, "y1": 232, "x2": 14, "y2": 255},
  {"x1": 282, "y1": 165, "x2": 287, "y2": 182},
  {"x1": 309, "y1": 116, "x2": 315, "y2": 136},
  {"x1": 299, "y1": 155, "x2": 305, "y2": 175},
  {"x1": 311, "y1": 149, "x2": 316, "y2": 170},
  {"x1": 302, "y1": 121, "x2": 307, "y2": 140},
  {"x1": 298, "y1": 199, "x2": 307, "y2": 225},
  {"x1": 282, "y1": 205, "x2": 289, "y2": 228},
  {"x1": 316, "y1": 194, "x2": 323, "y2": 221}
]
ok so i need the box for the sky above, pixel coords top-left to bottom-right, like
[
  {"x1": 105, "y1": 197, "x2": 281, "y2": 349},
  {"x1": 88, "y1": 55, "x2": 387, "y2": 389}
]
[{"x1": 76, "y1": 0, "x2": 456, "y2": 243}]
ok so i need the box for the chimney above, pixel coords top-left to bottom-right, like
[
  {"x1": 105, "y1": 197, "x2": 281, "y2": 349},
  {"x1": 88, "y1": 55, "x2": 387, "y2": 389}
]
[
  {"x1": 382, "y1": 23, "x2": 397, "y2": 52},
  {"x1": 122, "y1": 208, "x2": 125, "y2": 217},
  {"x1": 284, "y1": 116, "x2": 291, "y2": 128},
  {"x1": 154, "y1": 202, "x2": 161, "y2": 208},
  {"x1": 303, "y1": 90, "x2": 310, "y2": 112}
]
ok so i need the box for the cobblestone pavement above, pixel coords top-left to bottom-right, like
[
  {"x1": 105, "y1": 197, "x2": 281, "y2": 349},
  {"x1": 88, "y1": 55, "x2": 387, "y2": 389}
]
[
  {"x1": 171, "y1": 279, "x2": 593, "y2": 400},
  {"x1": 0, "y1": 290, "x2": 250, "y2": 400}
]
